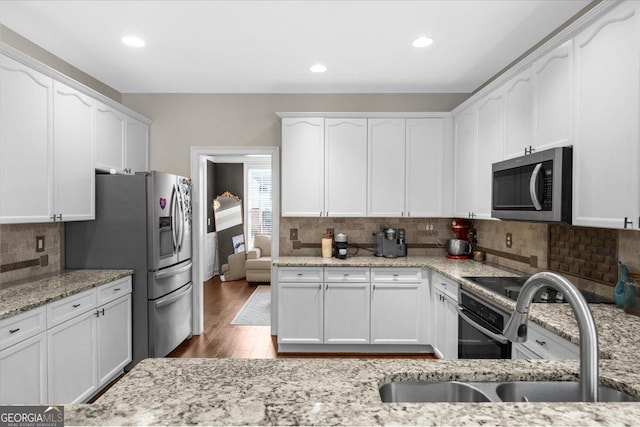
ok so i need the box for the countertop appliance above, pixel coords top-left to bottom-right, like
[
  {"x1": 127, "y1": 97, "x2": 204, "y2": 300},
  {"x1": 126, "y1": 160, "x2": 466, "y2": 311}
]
[
  {"x1": 446, "y1": 219, "x2": 472, "y2": 259},
  {"x1": 334, "y1": 233, "x2": 348, "y2": 259},
  {"x1": 373, "y1": 227, "x2": 407, "y2": 258},
  {"x1": 463, "y1": 276, "x2": 614, "y2": 304},
  {"x1": 65, "y1": 171, "x2": 193, "y2": 369},
  {"x1": 458, "y1": 288, "x2": 512, "y2": 359},
  {"x1": 492, "y1": 146, "x2": 572, "y2": 223}
]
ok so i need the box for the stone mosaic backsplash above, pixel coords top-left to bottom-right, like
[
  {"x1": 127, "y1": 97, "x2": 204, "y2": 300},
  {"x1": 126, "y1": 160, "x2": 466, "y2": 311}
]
[{"x1": 0, "y1": 223, "x2": 64, "y2": 283}]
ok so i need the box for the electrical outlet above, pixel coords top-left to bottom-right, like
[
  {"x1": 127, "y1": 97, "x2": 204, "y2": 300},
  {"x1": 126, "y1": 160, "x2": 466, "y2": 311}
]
[
  {"x1": 290, "y1": 228, "x2": 298, "y2": 241},
  {"x1": 326, "y1": 228, "x2": 334, "y2": 236},
  {"x1": 506, "y1": 233, "x2": 513, "y2": 248},
  {"x1": 36, "y1": 236, "x2": 45, "y2": 252}
]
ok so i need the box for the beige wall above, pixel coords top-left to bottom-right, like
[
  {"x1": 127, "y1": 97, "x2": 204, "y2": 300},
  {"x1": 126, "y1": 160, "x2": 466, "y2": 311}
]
[
  {"x1": 121, "y1": 93, "x2": 470, "y2": 177},
  {"x1": 0, "y1": 25, "x2": 121, "y2": 102}
]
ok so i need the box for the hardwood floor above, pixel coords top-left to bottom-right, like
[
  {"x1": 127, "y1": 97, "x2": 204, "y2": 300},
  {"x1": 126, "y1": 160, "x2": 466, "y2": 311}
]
[{"x1": 167, "y1": 276, "x2": 436, "y2": 360}]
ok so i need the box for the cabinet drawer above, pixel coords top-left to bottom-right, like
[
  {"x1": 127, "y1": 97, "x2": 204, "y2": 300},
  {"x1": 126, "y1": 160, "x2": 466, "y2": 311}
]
[
  {"x1": 432, "y1": 272, "x2": 459, "y2": 301},
  {"x1": 96, "y1": 277, "x2": 132, "y2": 306},
  {"x1": 371, "y1": 268, "x2": 421, "y2": 283},
  {"x1": 324, "y1": 268, "x2": 370, "y2": 283},
  {"x1": 523, "y1": 321, "x2": 579, "y2": 360},
  {"x1": 0, "y1": 307, "x2": 47, "y2": 351},
  {"x1": 278, "y1": 267, "x2": 323, "y2": 282},
  {"x1": 47, "y1": 288, "x2": 96, "y2": 328}
]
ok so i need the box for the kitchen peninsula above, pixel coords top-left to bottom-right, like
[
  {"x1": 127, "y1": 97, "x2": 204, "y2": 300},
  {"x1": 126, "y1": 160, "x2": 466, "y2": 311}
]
[{"x1": 64, "y1": 257, "x2": 640, "y2": 426}]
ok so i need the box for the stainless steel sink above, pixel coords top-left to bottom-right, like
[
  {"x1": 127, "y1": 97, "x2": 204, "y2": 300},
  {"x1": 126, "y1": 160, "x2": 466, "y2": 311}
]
[
  {"x1": 379, "y1": 381, "x2": 492, "y2": 403},
  {"x1": 496, "y1": 381, "x2": 637, "y2": 403},
  {"x1": 379, "y1": 381, "x2": 637, "y2": 403}
]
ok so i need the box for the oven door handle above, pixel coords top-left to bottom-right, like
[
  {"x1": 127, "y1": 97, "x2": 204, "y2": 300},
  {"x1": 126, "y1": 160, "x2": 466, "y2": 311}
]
[{"x1": 457, "y1": 306, "x2": 509, "y2": 345}]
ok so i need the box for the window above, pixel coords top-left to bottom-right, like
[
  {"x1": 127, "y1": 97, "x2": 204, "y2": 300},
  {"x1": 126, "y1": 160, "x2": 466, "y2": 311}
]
[{"x1": 246, "y1": 167, "x2": 272, "y2": 249}]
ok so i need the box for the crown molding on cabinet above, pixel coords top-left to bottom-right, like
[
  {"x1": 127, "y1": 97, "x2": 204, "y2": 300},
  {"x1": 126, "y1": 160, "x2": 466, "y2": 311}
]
[
  {"x1": 0, "y1": 42, "x2": 152, "y2": 125},
  {"x1": 451, "y1": 0, "x2": 618, "y2": 116},
  {"x1": 276, "y1": 112, "x2": 451, "y2": 119}
]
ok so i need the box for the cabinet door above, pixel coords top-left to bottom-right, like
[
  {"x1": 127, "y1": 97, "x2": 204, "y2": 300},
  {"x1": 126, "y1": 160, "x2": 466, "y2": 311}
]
[
  {"x1": 277, "y1": 282, "x2": 323, "y2": 343},
  {"x1": 95, "y1": 102, "x2": 125, "y2": 172},
  {"x1": 432, "y1": 290, "x2": 446, "y2": 359},
  {"x1": 281, "y1": 118, "x2": 324, "y2": 216},
  {"x1": 323, "y1": 282, "x2": 370, "y2": 344},
  {"x1": 533, "y1": 40, "x2": 573, "y2": 152},
  {"x1": 125, "y1": 116, "x2": 149, "y2": 173},
  {"x1": 574, "y1": 2, "x2": 640, "y2": 229},
  {"x1": 370, "y1": 283, "x2": 422, "y2": 344},
  {"x1": 475, "y1": 90, "x2": 505, "y2": 219},
  {"x1": 0, "y1": 55, "x2": 53, "y2": 223},
  {"x1": 96, "y1": 294, "x2": 132, "y2": 386},
  {"x1": 0, "y1": 333, "x2": 47, "y2": 404},
  {"x1": 504, "y1": 67, "x2": 534, "y2": 159},
  {"x1": 405, "y1": 118, "x2": 445, "y2": 217},
  {"x1": 47, "y1": 310, "x2": 97, "y2": 404},
  {"x1": 368, "y1": 119, "x2": 405, "y2": 217},
  {"x1": 453, "y1": 110, "x2": 477, "y2": 218},
  {"x1": 325, "y1": 118, "x2": 367, "y2": 217},
  {"x1": 53, "y1": 81, "x2": 95, "y2": 221},
  {"x1": 443, "y1": 296, "x2": 459, "y2": 360}
]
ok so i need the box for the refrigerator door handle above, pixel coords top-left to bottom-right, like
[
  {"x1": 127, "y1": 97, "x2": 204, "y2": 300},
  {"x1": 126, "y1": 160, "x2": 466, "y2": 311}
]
[
  {"x1": 170, "y1": 184, "x2": 179, "y2": 253},
  {"x1": 154, "y1": 261, "x2": 193, "y2": 280},
  {"x1": 176, "y1": 183, "x2": 185, "y2": 251}
]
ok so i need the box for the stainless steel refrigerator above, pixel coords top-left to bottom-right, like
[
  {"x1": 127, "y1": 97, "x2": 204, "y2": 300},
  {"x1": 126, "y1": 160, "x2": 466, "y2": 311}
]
[{"x1": 65, "y1": 171, "x2": 193, "y2": 369}]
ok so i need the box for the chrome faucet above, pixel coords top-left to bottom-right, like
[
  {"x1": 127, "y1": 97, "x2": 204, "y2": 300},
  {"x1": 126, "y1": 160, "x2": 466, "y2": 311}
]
[{"x1": 502, "y1": 272, "x2": 599, "y2": 402}]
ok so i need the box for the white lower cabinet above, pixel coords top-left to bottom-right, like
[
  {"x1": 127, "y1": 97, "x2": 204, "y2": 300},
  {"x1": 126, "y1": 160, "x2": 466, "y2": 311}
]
[
  {"x1": 97, "y1": 293, "x2": 132, "y2": 385},
  {"x1": 511, "y1": 321, "x2": 578, "y2": 360},
  {"x1": 277, "y1": 267, "x2": 428, "y2": 350},
  {"x1": 0, "y1": 277, "x2": 132, "y2": 404},
  {"x1": 0, "y1": 333, "x2": 48, "y2": 404},
  {"x1": 278, "y1": 282, "x2": 324, "y2": 344},
  {"x1": 48, "y1": 309, "x2": 98, "y2": 404},
  {"x1": 432, "y1": 273, "x2": 459, "y2": 360}
]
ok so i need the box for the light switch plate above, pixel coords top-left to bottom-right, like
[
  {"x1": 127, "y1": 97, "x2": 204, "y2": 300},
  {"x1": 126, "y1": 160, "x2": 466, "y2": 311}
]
[
  {"x1": 290, "y1": 228, "x2": 298, "y2": 240},
  {"x1": 506, "y1": 233, "x2": 513, "y2": 248},
  {"x1": 36, "y1": 236, "x2": 45, "y2": 252}
]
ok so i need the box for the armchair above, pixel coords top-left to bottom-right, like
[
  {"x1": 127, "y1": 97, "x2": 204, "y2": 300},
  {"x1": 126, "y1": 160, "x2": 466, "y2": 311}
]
[{"x1": 245, "y1": 235, "x2": 272, "y2": 283}]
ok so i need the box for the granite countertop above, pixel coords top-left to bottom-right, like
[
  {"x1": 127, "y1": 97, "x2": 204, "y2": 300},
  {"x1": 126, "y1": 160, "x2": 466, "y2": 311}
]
[
  {"x1": 62, "y1": 256, "x2": 640, "y2": 425},
  {"x1": 66, "y1": 358, "x2": 640, "y2": 426},
  {"x1": 0, "y1": 269, "x2": 133, "y2": 320}
]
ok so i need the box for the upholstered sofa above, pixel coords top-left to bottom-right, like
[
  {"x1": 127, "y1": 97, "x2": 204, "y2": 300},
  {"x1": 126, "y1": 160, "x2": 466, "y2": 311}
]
[{"x1": 245, "y1": 234, "x2": 271, "y2": 283}]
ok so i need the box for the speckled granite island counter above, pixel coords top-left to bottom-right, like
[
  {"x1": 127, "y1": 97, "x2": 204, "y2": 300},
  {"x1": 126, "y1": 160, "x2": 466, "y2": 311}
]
[
  {"x1": 63, "y1": 257, "x2": 640, "y2": 426},
  {"x1": 0, "y1": 269, "x2": 133, "y2": 319}
]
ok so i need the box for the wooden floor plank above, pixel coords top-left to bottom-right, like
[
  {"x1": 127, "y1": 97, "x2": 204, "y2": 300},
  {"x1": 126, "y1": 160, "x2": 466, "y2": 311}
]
[{"x1": 167, "y1": 276, "x2": 437, "y2": 360}]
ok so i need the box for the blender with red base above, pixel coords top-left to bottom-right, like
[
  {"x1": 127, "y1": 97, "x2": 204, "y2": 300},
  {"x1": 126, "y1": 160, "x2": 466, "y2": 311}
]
[{"x1": 445, "y1": 218, "x2": 473, "y2": 259}]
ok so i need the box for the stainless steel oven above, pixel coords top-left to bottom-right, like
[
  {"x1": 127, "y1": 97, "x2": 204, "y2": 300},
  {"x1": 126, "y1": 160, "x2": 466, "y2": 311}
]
[
  {"x1": 492, "y1": 146, "x2": 572, "y2": 223},
  {"x1": 458, "y1": 288, "x2": 511, "y2": 359}
]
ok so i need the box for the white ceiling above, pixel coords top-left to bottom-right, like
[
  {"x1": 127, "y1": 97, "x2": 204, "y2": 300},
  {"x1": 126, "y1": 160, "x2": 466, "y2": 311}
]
[{"x1": 0, "y1": 1, "x2": 592, "y2": 94}]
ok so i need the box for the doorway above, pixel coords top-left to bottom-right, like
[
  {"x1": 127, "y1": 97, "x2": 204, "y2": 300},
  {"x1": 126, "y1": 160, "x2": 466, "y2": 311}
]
[{"x1": 190, "y1": 146, "x2": 280, "y2": 337}]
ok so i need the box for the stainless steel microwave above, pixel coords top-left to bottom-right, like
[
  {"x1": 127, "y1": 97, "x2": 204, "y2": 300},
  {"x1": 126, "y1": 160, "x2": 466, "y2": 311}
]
[{"x1": 491, "y1": 146, "x2": 572, "y2": 223}]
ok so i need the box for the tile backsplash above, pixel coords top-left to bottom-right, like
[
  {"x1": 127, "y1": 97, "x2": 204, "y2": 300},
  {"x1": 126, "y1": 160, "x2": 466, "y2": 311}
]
[
  {"x1": 0, "y1": 223, "x2": 64, "y2": 283},
  {"x1": 279, "y1": 217, "x2": 456, "y2": 257}
]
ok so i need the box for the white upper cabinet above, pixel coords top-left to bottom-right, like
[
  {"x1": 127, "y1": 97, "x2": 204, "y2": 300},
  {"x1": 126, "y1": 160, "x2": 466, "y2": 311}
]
[
  {"x1": 281, "y1": 117, "x2": 325, "y2": 217},
  {"x1": 475, "y1": 90, "x2": 505, "y2": 219},
  {"x1": 533, "y1": 40, "x2": 573, "y2": 152},
  {"x1": 573, "y1": 1, "x2": 640, "y2": 229},
  {"x1": 504, "y1": 67, "x2": 534, "y2": 159},
  {"x1": 0, "y1": 55, "x2": 53, "y2": 223},
  {"x1": 405, "y1": 118, "x2": 445, "y2": 217},
  {"x1": 53, "y1": 81, "x2": 95, "y2": 221},
  {"x1": 324, "y1": 118, "x2": 367, "y2": 217},
  {"x1": 368, "y1": 118, "x2": 406, "y2": 217},
  {"x1": 453, "y1": 109, "x2": 477, "y2": 218},
  {"x1": 95, "y1": 101, "x2": 126, "y2": 173},
  {"x1": 125, "y1": 116, "x2": 149, "y2": 173}
]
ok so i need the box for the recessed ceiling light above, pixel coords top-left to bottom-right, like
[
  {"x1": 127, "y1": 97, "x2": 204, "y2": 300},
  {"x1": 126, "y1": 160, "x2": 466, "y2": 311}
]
[
  {"x1": 122, "y1": 35, "x2": 145, "y2": 48},
  {"x1": 310, "y1": 64, "x2": 327, "y2": 73},
  {"x1": 412, "y1": 36, "x2": 433, "y2": 48}
]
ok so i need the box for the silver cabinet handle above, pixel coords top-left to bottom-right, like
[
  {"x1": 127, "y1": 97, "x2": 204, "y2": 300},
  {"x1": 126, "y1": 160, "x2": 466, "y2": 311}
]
[
  {"x1": 535, "y1": 340, "x2": 546, "y2": 346},
  {"x1": 9, "y1": 328, "x2": 20, "y2": 334},
  {"x1": 114, "y1": 288, "x2": 121, "y2": 291},
  {"x1": 72, "y1": 303, "x2": 81, "y2": 308}
]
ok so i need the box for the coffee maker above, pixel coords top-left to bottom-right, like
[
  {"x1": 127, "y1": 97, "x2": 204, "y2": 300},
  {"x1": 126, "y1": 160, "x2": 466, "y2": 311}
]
[
  {"x1": 333, "y1": 233, "x2": 348, "y2": 259},
  {"x1": 373, "y1": 227, "x2": 407, "y2": 258}
]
